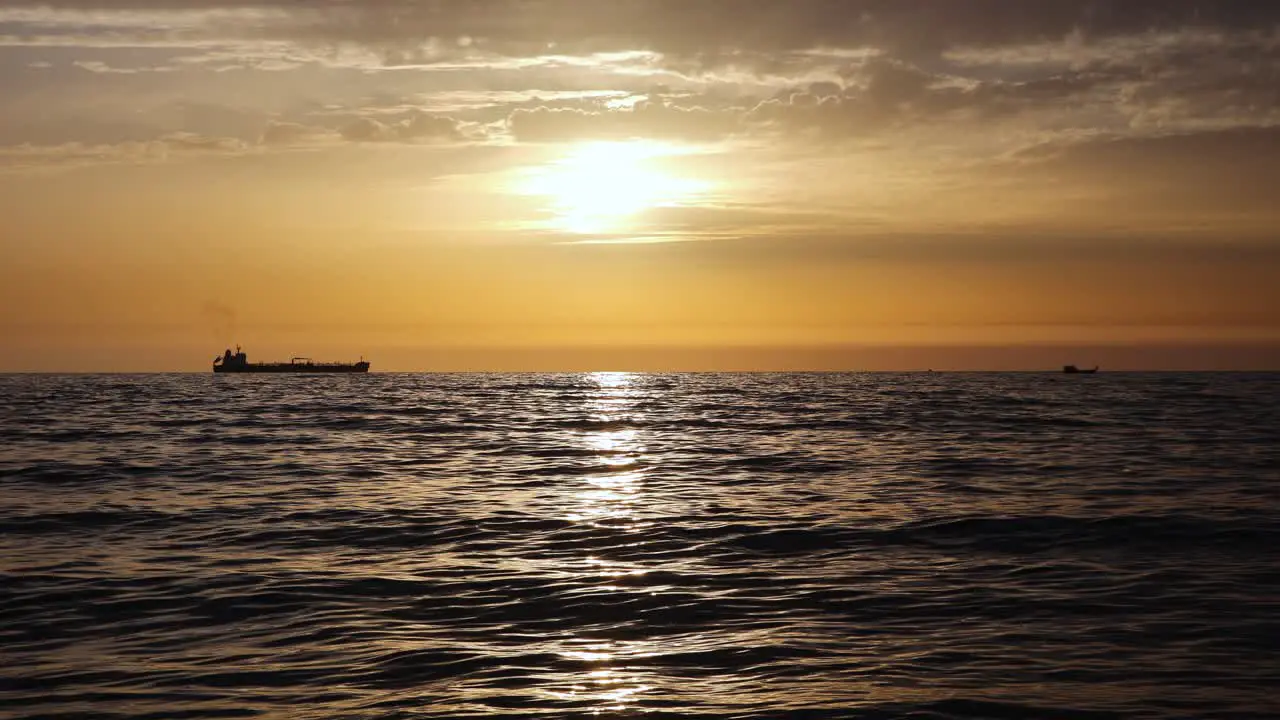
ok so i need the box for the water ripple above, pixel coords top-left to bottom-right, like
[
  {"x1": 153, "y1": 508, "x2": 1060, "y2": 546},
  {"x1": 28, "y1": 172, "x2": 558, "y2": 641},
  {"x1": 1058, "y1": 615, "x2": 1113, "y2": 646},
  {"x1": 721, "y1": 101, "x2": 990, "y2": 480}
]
[{"x1": 1, "y1": 372, "x2": 1278, "y2": 718}]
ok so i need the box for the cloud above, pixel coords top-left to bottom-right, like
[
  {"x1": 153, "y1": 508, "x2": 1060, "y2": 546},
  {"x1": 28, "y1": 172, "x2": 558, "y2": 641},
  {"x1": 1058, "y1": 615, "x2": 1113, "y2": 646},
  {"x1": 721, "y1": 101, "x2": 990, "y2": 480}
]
[
  {"x1": 0, "y1": 109, "x2": 469, "y2": 171},
  {"x1": 338, "y1": 117, "x2": 396, "y2": 142},
  {"x1": 259, "y1": 119, "x2": 332, "y2": 146},
  {"x1": 1, "y1": 0, "x2": 1277, "y2": 170},
  {"x1": 159, "y1": 131, "x2": 248, "y2": 153},
  {"x1": 0, "y1": 132, "x2": 250, "y2": 172},
  {"x1": 73, "y1": 59, "x2": 142, "y2": 73},
  {"x1": 746, "y1": 59, "x2": 945, "y2": 137},
  {"x1": 1014, "y1": 126, "x2": 1280, "y2": 211},
  {"x1": 508, "y1": 99, "x2": 742, "y2": 142},
  {"x1": 3, "y1": 2, "x2": 1275, "y2": 63},
  {"x1": 339, "y1": 111, "x2": 464, "y2": 143}
]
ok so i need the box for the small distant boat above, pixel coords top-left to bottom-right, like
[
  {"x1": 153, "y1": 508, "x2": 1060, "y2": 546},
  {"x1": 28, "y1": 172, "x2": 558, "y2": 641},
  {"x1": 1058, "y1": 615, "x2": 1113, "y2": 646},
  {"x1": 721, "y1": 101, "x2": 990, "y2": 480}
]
[
  {"x1": 1062, "y1": 365, "x2": 1099, "y2": 374},
  {"x1": 213, "y1": 347, "x2": 369, "y2": 374}
]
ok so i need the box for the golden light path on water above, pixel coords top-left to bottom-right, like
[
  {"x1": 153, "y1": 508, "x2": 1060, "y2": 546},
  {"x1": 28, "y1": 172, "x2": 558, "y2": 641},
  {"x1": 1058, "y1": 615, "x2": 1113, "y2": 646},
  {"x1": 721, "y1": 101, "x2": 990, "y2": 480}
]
[
  {"x1": 550, "y1": 371, "x2": 653, "y2": 711},
  {"x1": 535, "y1": 372, "x2": 876, "y2": 714}
]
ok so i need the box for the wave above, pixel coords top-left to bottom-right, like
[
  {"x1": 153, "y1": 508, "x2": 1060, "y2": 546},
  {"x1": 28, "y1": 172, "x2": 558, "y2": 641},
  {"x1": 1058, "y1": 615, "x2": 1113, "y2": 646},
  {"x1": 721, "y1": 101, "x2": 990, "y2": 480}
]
[{"x1": 1, "y1": 372, "x2": 1276, "y2": 719}]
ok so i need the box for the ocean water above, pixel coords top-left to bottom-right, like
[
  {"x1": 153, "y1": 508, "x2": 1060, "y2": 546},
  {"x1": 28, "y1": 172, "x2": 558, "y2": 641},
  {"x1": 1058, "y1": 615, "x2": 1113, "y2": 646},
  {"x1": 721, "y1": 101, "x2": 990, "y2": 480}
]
[{"x1": 1, "y1": 372, "x2": 1278, "y2": 720}]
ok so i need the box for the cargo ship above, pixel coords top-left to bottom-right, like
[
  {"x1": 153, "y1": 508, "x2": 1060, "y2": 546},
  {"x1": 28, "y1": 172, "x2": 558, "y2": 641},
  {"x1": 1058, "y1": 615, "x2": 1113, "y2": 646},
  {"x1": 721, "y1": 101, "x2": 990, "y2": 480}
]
[{"x1": 213, "y1": 347, "x2": 370, "y2": 373}]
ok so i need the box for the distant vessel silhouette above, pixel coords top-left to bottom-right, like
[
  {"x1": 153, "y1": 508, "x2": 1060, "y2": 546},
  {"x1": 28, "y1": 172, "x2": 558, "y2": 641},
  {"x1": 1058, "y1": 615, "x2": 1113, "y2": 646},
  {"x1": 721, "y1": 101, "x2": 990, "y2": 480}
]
[
  {"x1": 1062, "y1": 365, "x2": 1099, "y2": 374},
  {"x1": 213, "y1": 347, "x2": 369, "y2": 373}
]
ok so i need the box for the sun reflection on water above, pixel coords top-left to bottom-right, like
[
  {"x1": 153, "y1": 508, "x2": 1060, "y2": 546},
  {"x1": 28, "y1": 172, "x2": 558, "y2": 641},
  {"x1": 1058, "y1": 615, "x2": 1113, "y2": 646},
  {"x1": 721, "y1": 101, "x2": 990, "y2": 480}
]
[
  {"x1": 568, "y1": 473, "x2": 644, "y2": 526},
  {"x1": 547, "y1": 638, "x2": 659, "y2": 712},
  {"x1": 549, "y1": 371, "x2": 655, "y2": 712},
  {"x1": 566, "y1": 372, "x2": 649, "y2": 529}
]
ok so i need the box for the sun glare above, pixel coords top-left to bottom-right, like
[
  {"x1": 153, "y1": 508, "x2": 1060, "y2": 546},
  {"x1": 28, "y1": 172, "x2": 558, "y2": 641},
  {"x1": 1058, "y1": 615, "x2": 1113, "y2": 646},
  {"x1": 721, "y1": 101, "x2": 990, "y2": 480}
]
[{"x1": 518, "y1": 141, "x2": 710, "y2": 235}]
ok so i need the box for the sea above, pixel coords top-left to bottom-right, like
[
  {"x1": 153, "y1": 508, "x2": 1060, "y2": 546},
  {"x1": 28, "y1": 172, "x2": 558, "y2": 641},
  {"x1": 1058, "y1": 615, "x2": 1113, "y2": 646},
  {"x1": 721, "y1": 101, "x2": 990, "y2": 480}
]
[{"x1": 1, "y1": 372, "x2": 1277, "y2": 720}]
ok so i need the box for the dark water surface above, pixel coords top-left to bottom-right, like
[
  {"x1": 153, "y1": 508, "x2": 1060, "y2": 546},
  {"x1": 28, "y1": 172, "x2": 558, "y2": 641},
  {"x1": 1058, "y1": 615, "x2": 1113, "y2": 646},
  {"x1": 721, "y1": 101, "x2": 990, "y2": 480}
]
[{"x1": 2, "y1": 373, "x2": 1278, "y2": 719}]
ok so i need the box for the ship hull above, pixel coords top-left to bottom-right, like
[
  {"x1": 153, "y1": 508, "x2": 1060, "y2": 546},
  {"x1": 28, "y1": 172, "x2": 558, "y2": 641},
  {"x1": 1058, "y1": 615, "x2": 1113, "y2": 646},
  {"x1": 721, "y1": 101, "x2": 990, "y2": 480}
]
[
  {"x1": 214, "y1": 362, "x2": 370, "y2": 373},
  {"x1": 1063, "y1": 365, "x2": 1099, "y2": 374}
]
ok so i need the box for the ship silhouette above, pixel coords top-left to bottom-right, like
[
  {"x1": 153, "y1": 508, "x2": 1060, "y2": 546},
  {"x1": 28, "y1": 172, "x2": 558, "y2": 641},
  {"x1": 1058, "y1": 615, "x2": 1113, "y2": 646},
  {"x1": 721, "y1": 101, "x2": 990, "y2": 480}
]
[{"x1": 213, "y1": 347, "x2": 370, "y2": 373}]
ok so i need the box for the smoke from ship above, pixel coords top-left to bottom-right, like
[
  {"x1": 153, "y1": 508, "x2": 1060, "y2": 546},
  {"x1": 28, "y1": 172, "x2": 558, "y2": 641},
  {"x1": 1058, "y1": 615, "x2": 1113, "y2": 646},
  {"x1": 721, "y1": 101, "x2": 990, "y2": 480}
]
[{"x1": 200, "y1": 301, "x2": 237, "y2": 346}]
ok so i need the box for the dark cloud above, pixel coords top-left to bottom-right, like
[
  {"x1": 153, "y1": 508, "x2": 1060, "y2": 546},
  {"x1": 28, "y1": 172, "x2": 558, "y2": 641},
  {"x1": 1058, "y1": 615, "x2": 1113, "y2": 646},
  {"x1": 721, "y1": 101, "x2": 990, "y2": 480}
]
[
  {"x1": 5, "y1": 0, "x2": 1277, "y2": 135},
  {"x1": 744, "y1": 59, "x2": 1096, "y2": 138},
  {"x1": 988, "y1": 125, "x2": 1280, "y2": 232},
  {"x1": 8, "y1": 1, "x2": 1278, "y2": 59},
  {"x1": 2, "y1": 1, "x2": 1277, "y2": 157},
  {"x1": 1020, "y1": 126, "x2": 1280, "y2": 201}
]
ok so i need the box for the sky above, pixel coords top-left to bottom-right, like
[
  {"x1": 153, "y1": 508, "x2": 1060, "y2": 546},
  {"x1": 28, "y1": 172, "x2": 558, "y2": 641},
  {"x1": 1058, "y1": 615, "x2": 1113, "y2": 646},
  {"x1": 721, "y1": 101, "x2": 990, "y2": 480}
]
[{"x1": 1, "y1": 0, "x2": 1278, "y2": 371}]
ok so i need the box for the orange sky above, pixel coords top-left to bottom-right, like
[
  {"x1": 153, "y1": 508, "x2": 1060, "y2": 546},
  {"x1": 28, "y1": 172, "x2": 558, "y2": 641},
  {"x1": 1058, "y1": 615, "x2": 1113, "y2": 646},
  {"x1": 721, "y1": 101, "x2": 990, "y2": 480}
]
[{"x1": 1, "y1": 1, "x2": 1278, "y2": 370}]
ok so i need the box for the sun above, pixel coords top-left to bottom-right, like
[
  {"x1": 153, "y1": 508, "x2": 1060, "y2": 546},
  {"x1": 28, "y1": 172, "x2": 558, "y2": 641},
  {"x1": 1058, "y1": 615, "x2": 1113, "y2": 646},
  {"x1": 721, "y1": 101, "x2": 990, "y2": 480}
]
[{"x1": 517, "y1": 141, "x2": 709, "y2": 235}]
